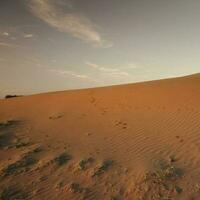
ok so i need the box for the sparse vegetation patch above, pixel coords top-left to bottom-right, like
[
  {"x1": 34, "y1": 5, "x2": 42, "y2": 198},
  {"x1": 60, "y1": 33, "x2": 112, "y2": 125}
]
[
  {"x1": 0, "y1": 186, "x2": 27, "y2": 200},
  {"x1": 92, "y1": 159, "x2": 114, "y2": 177},
  {"x1": 1, "y1": 146, "x2": 42, "y2": 177},
  {"x1": 0, "y1": 120, "x2": 16, "y2": 129},
  {"x1": 144, "y1": 162, "x2": 183, "y2": 182},
  {"x1": 111, "y1": 196, "x2": 119, "y2": 200},
  {"x1": 1, "y1": 154, "x2": 37, "y2": 177},
  {"x1": 0, "y1": 120, "x2": 23, "y2": 149},
  {"x1": 55, "y1": 152, "x2": 72, "y2": 166},
  {"x1": 78, "y1": 157, "x2": 93, "y2": 170},
  {"x1": 69, "y1": 182, "x2": 89, "y2": 194},
  {"x1": 134, "y1": 161, "x2": 184, "y2": 199}
]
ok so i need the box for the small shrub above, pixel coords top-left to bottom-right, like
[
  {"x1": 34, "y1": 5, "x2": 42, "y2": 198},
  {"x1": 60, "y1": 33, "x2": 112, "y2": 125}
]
[
  {"x1": 1, "y1": 147, "x2": 41, "y2": 177},
  {"x1": 69, "y1": 183, "x2": 89, "y2": 194},
  {"x1": 55, "y1": 152, "x2": 72, "y2": 166},
  {"x1": 15, "y1": 141, "x2": 29, "y2": 148},
  {"x1": 134, "y1": 160, "x2": 184, "y2": 199},
  {"x1": 2, "y1": 154, "x2": 37, "y2": 176},
  {"x1": 1, "y1": 186, "x2": 27, "y2": 200},
  {"x1": 5, "y1": 95, "x2": 22, "y2": 99},
  {"x1": 14, "y1": 138, "x2": 30, "y2": 149},
  {"x1": 0, "y1": 120, "x2": 21, "y2": 149},
  {"x1": 92, "y1": 159, "x2": 113, "y2": 177},
  {"x1": 175, "y1": 185, "x2": 183, "y2": 194},
  {"x1": 0, "y1": 120, "x2": 16, "y2": 128},
  {"x1": 157, "y1": 165, "x2": 182, "y2": 181},
  {"x1": 169, "y1": 155, "x2": 176, "y2": 163},
  {"x1": 78, "y1": 157, "x2": 93, "y2": 170},
  {"x1": 111, "y1": 196, "x2": 118, "y2": 200}
]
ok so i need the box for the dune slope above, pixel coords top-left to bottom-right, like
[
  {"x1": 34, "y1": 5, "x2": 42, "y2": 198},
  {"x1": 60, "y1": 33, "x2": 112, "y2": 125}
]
[{"x1": 0, "y1": 74, "x2": 200, "y2": 199}]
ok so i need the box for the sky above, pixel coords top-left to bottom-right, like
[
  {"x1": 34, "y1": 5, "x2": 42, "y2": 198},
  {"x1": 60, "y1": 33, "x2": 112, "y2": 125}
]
[{"x1": 0, "y1": 0, "x2": 200, "y2": 97}]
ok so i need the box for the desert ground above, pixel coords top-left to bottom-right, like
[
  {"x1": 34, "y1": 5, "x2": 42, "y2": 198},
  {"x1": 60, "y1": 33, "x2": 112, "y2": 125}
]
[{"x1": 0, "y1": 73, "x2": 200, "y2": 200}]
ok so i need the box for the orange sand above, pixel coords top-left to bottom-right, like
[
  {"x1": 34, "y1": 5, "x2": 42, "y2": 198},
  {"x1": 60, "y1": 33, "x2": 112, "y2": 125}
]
[{"x1": 0, "y1": 73, "x2": 200, "y2": 199}]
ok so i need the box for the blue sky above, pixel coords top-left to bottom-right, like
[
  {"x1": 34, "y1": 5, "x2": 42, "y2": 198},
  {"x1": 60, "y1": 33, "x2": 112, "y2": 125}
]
[{"x1": 0, "y1": 0, "x2": 200, "y2": 97}]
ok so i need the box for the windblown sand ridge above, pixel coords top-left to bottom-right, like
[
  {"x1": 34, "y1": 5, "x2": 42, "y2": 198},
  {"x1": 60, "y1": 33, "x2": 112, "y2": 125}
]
[{"x1": 0, "y1": 74, "x2": 200, "y2": 199}]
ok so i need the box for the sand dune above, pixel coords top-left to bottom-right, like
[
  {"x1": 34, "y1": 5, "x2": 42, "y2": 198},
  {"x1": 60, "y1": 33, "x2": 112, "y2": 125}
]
[{"x1": 0, "y1": 73, "x2": 200, "y2": 199}]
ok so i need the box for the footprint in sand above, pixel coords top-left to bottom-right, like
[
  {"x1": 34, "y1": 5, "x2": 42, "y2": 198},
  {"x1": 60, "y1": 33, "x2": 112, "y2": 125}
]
[
  {"x1": 49, "y1": 113, "x2": 64, "y2": 120},
  {"x1": 90, "y1": 96, "x2": 96, "y2": 104},
  {"x1": 115, "y1": 121, "x2": 128, "y2": 130},
  {"x1": 176, "y1": 135, "x2": 184, "y2": 143}
]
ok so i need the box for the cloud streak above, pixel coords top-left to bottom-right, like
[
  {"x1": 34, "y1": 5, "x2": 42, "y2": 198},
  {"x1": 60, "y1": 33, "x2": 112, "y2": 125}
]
[
  {"x1": 86, "y1": 61, "x2": 130, "y2": 76},
  {"x1": 28, "y1": 0, "x2": 112, "y2": 47},
  {"x1": 86, "y1": 62, "x2": 119, "y2": 72},
  {"x1": 24, "y1": 34, "x2": 34, "y2": 38},
  {"x1": 0, "y1": 42, "x2": 21, "y2": 48},
  {"x1": 50, "y1": 69, "x2": 90, "y2": 79},
  {"x1": 2, "y1": 32, "x2": 9, "y2": 36}
]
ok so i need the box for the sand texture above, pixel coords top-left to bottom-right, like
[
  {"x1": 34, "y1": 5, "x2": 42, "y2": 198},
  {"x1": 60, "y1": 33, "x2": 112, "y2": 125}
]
[{"x1": 0, "y1": 74, "x2": 200, "y2": 199}]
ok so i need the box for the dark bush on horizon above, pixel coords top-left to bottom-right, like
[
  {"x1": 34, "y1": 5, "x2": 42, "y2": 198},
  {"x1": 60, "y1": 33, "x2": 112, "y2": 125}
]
[{"x1": 5, "y1": 95, "x2": 23, "y2": 99}]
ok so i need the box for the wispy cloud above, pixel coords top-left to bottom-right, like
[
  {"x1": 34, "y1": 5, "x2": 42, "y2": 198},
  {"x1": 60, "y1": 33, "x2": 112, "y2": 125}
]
[
  {"x1": 86, "y1": 61, "x2": 119, "y2": 72},
  {"x1": 28, "y1": 0, "x2": 112, "y2": 47},
  {"x1": 85, "y1": 62, "x2": 99, "y2": 69},
  {"x1": 50, "y1": 69, "x2": 89, "y2": 79},
  {"x1": 2, "y1": 32, "x2": 9, "y2": 36},
  {"x1": 24, "y1": 34, "x2": 34, "y2": 38},
  {"x1": 108, "y1": 71, "x2": 130, "y2": 77},
  {"x1": 86, "y1": 61, "x2": 130, "y2": 76},
  {"x1": 0, "y1": 42, "x2": 20, "y2": 48},
  {"x1": 0, "y1": 26, "x2": 36, "y2": 42},
  {"x1": 98, "y1": 67, "x2": 119, "y2": 72}
]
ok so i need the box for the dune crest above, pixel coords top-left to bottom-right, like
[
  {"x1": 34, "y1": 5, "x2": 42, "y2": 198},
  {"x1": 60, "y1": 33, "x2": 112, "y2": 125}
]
[{"x1": 0, "y1": 74, "x2": 200, "y2": 199}]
